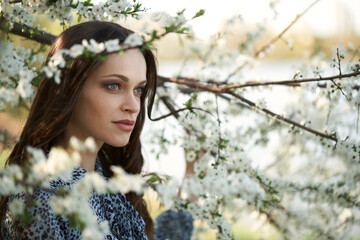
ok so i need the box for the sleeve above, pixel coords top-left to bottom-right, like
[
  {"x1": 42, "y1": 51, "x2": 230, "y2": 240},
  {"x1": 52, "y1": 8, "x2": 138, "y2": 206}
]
[
  {"x1": 4, "y1": 189, "x2": 68, "y2": 240},
  {"x1": 154, "y1": 209, "x2": 194, "y2": 240}
]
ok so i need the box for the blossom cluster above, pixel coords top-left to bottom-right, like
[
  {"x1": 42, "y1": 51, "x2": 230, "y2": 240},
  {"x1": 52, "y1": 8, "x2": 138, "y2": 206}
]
[
  {"x1": 152, "y1": 110, "x2": 271, "y2": 239},
  {"x1": 1, "y1": 0, "x2": 143, "y2": 28},
  {"x1": 0, "y1": 40, "x2": 36, "y2": 108},
  {"x1": 42, "y1": 36, "x2": 143, "y2": 84}
]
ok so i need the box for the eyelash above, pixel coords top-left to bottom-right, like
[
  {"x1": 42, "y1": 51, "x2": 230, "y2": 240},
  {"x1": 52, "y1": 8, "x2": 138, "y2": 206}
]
[{"x1": 106, "y1": 83, "x2": 145, "y2": 96}]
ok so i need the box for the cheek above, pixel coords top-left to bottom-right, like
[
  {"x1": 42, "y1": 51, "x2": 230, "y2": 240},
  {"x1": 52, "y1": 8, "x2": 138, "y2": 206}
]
[{"x1": 74, "y1": 91, "x2": 109, "y2": 123}]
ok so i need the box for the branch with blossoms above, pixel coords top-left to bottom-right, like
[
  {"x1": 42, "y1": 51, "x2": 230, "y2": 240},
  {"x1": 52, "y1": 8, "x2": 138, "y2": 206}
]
[
  {"x1": 0, "y1": 17, "x2": 56, "y2": 45},
  {"x1": 1, "y1": 0, "x2": 147, "y2": 28},
  {"x1": 224, "y1": 0, "x2": 322, "y2": 82},
  {"x1": 157, "y1": 75, "x2": 348, "y2": 142}
]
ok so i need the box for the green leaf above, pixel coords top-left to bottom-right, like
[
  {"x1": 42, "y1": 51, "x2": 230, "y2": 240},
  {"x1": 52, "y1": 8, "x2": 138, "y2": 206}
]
[
  {"x1": 177, "y1": 27, "x2": 189, "y2": 34},
  {"x1": 165, "y1": 24, "x2": 177, "y2": 33},
  {"x1": 28, "y1": 29, "x2": 34, "y2": 38},
  {"x1": 20, "y1": 208, "x2": 32, "y2": 224},
  {"x1": 83, "y1": 0, "x2": 93, "y2": 7},
  {"x1": 177, "y1": 9, "x2": 186, "y2": 16},
  {"x1": 68, "y1": 213, "x2": 86, "y2": 231},
  {"x1": 65, "y1": 59, "x2": 73, "y2": 68},
  {"x1": 184, "y1": 98, "x2": 192, "y2": 108},
  {"x1": 134, "y1": 3, "x2": 142, "y2": 11},
  {"x1": 77, "y1": 14, "x2": 82, "y2": 23},
  {"x1": 193, "y1": 9, "x2": 205, "y2": 19},
  {"x1": 150, "y1": 175, "x2": 160, "y2": 184},
  {"x1": 32, "y1": 76, "x2": 42, "y2": 87},
  {"x1": 198, "y1": 171, "x2": 206, "y2": 179}
]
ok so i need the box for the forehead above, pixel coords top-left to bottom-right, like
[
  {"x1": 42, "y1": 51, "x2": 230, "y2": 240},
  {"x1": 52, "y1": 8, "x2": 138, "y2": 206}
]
[{"x1": 91, "y1": 49, "x2": 147, "y2": 80}]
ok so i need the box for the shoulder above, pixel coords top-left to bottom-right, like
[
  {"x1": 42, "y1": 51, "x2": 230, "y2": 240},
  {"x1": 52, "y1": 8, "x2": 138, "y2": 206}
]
[
  {"x1": 1, "y1": 190, "x2": 68, "y2": 240},
  {"x1": 1, "y1": 169, "x2": 87, "y2": 240}
]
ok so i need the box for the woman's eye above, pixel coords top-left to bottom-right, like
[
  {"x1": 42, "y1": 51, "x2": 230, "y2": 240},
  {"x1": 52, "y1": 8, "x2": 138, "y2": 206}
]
[
  {"x1": 107, "y1": 83, "x2": 120, "y2": 91},
  {"x1": 134, "y1": 87, "x2": 145, "y2": 96}
]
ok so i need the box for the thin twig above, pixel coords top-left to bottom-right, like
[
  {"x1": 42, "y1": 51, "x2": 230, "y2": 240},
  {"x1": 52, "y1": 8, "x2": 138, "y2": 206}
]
[
  {"x1": 199, "y1": 18, "x2": 234, "y2": 70},
  {"x1": 215, "y1": 94, "x2": 221, "y2": 165},
  {"x1": 150, "y1": 106, "x2": 212, "y2": 121},
  {"x1": 222, "y1": 71, "x2": 360, "y2": 90},
  {"x1": 330, "y1": 79, "x2": 349, "y2": 101},
  {"x1": 326, "y1": 92, "x2": 331, "y2": 125},
  {"x1": 224, "y1": 0, "x2": 321, "y2": 82},
  {"x1": 357, "y1": 104, "x2": 359, "y2": 133},
  {"x1": 336, "y1": 48, "x2": 342, "y2": 75}
]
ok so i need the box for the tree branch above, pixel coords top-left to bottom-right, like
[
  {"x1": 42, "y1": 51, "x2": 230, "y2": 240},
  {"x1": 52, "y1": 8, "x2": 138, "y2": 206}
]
[
  {"x1": 158, "y1": 71, "x2": 360, "y2": 93},
  {"x1": 158, "y1": 76, "x2": 339, "y2": 142},
  {"x1": 0, "y1": 17, "x2": 56, "y2": 45}
]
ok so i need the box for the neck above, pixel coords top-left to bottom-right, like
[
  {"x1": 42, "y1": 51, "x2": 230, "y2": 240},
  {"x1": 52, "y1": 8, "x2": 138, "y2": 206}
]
[{"x1": 78, "y1": 150, "x2": 99, "y2": 172}]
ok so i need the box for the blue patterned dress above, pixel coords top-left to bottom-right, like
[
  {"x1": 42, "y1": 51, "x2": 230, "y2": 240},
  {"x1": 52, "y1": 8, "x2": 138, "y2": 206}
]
[{"x1": 1, "y1": 159, "x2": 148, "y2": 240}]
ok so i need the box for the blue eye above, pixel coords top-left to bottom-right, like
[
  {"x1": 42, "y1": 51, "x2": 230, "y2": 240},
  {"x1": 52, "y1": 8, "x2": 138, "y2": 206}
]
[
  {"x1": 107, "y1": 83, "x2": 120, "y2": 91},
  {"x1": 134, "y1": 87, "x2": 145, "y2": 96}
]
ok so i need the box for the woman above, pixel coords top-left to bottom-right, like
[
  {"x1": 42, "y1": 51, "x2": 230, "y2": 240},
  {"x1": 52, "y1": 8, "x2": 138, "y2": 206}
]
[{"x1": 0, "y1": 21, "x2": 157, "y2": 239}]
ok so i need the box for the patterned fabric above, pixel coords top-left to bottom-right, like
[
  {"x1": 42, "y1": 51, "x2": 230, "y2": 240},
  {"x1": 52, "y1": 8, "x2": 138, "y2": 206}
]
[
  {"x1": 1, "y1": 159, "x2": 148, "y2": 240},
  {"x1": 154, "y1": 210, "x2": 193, "y2": 240}
]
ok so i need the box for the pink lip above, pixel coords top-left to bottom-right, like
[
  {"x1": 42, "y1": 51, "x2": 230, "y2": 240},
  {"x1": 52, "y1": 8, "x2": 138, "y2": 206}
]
[{"x1": 112, "y1": 119, "x2": 135, "y2": 132}]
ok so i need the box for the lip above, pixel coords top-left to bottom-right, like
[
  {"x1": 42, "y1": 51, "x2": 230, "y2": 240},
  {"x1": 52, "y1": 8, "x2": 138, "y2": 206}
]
[{"x1": 112, "y1": 119, "x2": 135, "y2": 132}]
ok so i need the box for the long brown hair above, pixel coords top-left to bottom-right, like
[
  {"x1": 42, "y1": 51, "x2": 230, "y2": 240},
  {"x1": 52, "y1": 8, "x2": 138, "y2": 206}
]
[{"x1": 1, "y1": 21, "x2": 157, "y2": 239}]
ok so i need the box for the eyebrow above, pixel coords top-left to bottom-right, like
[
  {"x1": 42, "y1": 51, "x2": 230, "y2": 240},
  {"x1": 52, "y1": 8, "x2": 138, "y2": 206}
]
[{"x1": 101, "y1": 74, "x2": 147, "y2": 85}]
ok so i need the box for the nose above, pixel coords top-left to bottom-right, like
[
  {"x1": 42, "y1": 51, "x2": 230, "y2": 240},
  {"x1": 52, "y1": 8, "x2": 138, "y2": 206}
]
[{"x1": 121, "y1": 92, "x2": 140, "y2": 114}]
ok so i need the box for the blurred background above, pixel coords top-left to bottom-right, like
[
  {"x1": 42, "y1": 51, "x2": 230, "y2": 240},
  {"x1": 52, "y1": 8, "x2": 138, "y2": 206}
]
[{"x1": 1, "y1": 0, "x2": 359, "y2": 239}]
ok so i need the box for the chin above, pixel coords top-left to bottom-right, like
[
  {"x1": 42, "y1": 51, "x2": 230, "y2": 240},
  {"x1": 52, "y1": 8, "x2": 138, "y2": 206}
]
[{"x1": 107, "y1": 139, "x2": 130, "y2": 148}]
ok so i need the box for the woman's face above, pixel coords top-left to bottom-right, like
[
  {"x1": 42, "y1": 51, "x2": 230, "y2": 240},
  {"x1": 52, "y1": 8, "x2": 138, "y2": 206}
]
[{"x1": 65, "y1": 49, "x2": 147, "y2": 148}]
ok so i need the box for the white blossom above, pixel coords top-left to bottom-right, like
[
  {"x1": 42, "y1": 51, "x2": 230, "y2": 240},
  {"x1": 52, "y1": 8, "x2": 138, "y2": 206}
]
[
  {"x1": 83, "y1": 173, "x2": 107, "y2": 194},
  {"x1": 69, "y1": 44, "x2": 85, "y2": 58},
  {"x1": 88, "y1": 39, "x2": 105, "y2": 53},
  {"x1": 32, "y1": 147, "x2": 80, "y2": 181},
  {"x1": 8, "y1": 198, "x2": 25, "y2": 217},
  {"x1": 84, "y1": 137, "x2": 97, "y2": 152},
  {"x1": 104, "y1": 39, "x2": 121, "y2": 52},
  {"x1": 186, "y1": 150, "x2": 197, "y2": 162},
  {"x1": 124, "y1": 33, "x2": 143, "y2": 47},
  {"x1": 156, "y1": 179, "x2": 179, "y2": 207}
]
